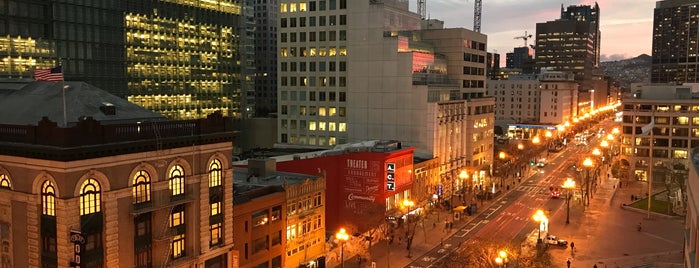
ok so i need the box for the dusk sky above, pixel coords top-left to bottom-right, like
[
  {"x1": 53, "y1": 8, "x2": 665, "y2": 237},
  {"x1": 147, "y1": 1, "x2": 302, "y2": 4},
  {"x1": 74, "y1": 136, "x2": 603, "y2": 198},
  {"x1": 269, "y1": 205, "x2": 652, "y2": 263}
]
[{"x1": 412, "y1": 0, "x2": 656, "y2": 62}]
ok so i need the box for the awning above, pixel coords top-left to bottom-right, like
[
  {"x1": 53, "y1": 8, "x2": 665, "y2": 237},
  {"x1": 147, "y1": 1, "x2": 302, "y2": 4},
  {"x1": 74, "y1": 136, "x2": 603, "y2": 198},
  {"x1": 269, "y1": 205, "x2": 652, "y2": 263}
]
[{"x1": 453, "y1": 206, "x2": 467, "y2": 212}]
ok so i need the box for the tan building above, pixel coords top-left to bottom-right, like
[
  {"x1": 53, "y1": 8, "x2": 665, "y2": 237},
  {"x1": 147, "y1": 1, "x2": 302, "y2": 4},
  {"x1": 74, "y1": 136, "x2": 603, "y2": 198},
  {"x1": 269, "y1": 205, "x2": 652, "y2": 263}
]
[
  {"x1": 0, "y1": 81, "x2": 236, "y2": 268},
  {"x1": 232, "y1": 184, "x2": 286, "y2": 268},
  {"x1": 619, "y1": 85, "x2": 699, "y2": 183},
  {"x1": 234, "y1": 159, "x2": 326, "y2": 268}
]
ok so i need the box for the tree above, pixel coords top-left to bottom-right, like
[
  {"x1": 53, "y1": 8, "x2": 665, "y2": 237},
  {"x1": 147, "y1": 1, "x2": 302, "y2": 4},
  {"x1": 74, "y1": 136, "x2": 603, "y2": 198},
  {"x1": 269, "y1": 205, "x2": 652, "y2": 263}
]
[{"x1": 434, "y1": 238, "x2": 553, "y2": 268}]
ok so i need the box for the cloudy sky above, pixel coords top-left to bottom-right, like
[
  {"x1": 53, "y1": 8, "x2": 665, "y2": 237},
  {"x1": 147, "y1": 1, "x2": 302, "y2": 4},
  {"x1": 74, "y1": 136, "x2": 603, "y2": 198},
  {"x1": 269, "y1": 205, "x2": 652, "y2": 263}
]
[{"x1": 411, "y1": 0, "x2": 656, "y2": 62}]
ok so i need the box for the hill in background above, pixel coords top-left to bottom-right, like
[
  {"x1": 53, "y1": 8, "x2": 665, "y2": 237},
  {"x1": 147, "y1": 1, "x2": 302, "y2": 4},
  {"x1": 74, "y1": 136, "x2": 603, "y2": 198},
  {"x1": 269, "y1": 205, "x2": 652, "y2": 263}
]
[{"x1": 600, "y1": 54, "x2": 651, "y2": 90}]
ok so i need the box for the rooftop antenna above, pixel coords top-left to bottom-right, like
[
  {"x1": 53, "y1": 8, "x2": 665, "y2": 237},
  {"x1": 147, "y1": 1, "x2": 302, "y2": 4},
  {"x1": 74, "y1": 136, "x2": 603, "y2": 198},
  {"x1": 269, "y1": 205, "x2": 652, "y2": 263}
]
[
  {"x1": 417, "y1": 0, "x2": 426, "y2": 20},
  {"x1": 514, "y1": 31, "x2": 533, "y2": 47}
]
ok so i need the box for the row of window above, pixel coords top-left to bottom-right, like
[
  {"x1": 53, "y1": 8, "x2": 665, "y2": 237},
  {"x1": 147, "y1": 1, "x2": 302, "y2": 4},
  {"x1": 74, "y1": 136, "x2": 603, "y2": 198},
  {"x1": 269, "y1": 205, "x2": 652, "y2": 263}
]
[
  {"x1": 280, "y1": 133, "x2": 341, "y2": 146},
  {"x1": 280, "y1": 0, "x2": 347, "y2": 13},
  {"x1": 281, "y1": 90, "x2": 347, "y2": 102},
  {"x1": 282, "y1": 120, "x2": 348, "y2": 132},
  {"x1": 281, "y1": 46, "x2": 347, "y2": 59},
  {"x1": 281, "y1": 60, "x2": 347, "y2": 72},
  {"x1": 623, "y1": 104, "x2": 699, "y2": 112},
  {"x1": 281, "y1": 14, "x2": 347, "y2": 28},
  {"x1": 280, "y1": 105, "x2": 346, "y2": 117},
  {"x1": 280, "y1": 76, "x2": 347, "y2": 87}
]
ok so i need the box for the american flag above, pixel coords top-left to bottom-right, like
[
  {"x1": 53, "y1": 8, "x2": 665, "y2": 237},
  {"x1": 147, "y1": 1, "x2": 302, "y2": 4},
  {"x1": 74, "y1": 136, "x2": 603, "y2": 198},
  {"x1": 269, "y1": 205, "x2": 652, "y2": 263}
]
[{"x1": 34, "y1": 65, "x2": 64, "y2": 82}]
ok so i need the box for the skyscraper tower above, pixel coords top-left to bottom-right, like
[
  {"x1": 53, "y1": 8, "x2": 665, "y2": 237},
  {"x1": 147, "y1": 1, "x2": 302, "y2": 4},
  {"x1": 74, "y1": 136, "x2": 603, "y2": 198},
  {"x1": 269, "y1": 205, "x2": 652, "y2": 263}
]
[
  {"x1": 560, "y1": 2, "x2": 600, "y2": 67},
  {"x1": 0, "y1": 0, "x2": 246, "y2": 120},
  {"x1": 651, "y1": 0, "x2": 699, "y2": 84}
]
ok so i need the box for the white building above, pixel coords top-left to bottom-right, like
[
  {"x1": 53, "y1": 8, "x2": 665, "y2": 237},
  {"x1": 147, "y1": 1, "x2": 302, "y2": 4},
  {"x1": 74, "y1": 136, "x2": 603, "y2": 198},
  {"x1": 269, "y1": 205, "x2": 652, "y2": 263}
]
[
  {"x1": 486, "y1": 71, "x2": 578, "y2": 132},
  {"x1": 277, "y1": 0, "x2": 494, "y2": 197}
]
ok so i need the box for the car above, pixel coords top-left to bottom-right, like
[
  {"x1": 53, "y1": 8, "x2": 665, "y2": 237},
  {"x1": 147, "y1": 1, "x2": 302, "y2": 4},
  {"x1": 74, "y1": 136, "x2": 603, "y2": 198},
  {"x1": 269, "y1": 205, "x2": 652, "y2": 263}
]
[
  {"x1": 545, "y1": 235, "x2": 568, "y2": 247},
  {"x1": 550, "y1": 190, "x2": 560, "y2": 199}
]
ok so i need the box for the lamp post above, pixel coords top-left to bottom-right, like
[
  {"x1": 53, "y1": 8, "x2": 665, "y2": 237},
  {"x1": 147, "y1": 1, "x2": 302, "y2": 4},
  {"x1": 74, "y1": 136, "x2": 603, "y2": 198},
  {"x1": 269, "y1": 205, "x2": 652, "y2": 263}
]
[
  {"x1": 532, "y1": 209, "x2": 546, "y2": 243},
  {"x1": 562, "y1": 178, "x2": 576, "y2": 224},
  {"x1": 336, "y1": 228, "x2": 349, "y2": 268},
  {"x1": 583, "y1": 157, "x2": 594, "y2": 206},
  {"x1": 402, "y1": 199, "x2": 415, "y2": 258}
]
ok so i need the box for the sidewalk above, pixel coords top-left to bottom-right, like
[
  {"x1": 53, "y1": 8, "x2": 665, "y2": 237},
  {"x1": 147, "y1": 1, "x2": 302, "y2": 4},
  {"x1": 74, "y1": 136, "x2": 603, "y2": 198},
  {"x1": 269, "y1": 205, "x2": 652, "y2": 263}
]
[{"x1": 542, "y1": 170, "x2": 684, "y2": 268}]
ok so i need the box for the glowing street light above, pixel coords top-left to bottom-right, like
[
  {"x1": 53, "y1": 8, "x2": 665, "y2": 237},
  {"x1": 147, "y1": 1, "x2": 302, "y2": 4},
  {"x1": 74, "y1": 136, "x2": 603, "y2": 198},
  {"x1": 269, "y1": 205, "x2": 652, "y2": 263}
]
[
  {"x1": 583, "y1": 157, "x2": 594, "y2": 168},
  {"x1": 612, "y1": 127, "x2": 620, "y2": 135},
  {"x1": 606, "y1": 133, "x2": 615, "y2": 141},
  {"x1": 592, "y1": 148, "x2": 601, "y2": 156},
  {"x1": 517, "y1": 143, "x2": 524, "y2": 150},
  {"x1": 562, "y1": 178, "x2": 576, "y2": 224},
  {"x1": 495, "y1": 250, "x2": 508, "y2": 267},
  {"x1": 532, "y1": 136, "x2": 541, "y2": 144},
  {"x1": 499, "y1": 151, "x2": 507, "y2": 159},
  {"x1": 532, "y1": 210, "x2": 547, "y2": 243},
  {"x1": 545, "y1": 130, "x2": 552, "y2": 138},
  {"x1": 336, "y1": 228, "x2": 349, "y2": 268},
  {"x1": 600, "y1": 140, "x2": 609, "y2": 148}
]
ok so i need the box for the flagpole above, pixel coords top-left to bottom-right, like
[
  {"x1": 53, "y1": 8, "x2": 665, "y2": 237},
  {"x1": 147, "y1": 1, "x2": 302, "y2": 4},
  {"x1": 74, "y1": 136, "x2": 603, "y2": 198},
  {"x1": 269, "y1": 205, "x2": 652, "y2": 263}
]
[{"x1": 63, "y1": 84, "x2": 67, "y2": 127}]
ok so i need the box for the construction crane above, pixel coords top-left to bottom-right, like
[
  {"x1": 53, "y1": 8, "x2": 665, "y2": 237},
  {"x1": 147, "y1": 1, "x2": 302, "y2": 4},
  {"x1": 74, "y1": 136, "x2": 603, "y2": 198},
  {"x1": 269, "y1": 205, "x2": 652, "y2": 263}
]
[
  {"x1": 417, "y1": 0, "x2": 426, "y2": 20},
  {"x1": 514, "y1": 31, "x2": 532, "y2": 47},
  {"x1": 473, "y1": 0, "x2": 482, "y2": 33}
]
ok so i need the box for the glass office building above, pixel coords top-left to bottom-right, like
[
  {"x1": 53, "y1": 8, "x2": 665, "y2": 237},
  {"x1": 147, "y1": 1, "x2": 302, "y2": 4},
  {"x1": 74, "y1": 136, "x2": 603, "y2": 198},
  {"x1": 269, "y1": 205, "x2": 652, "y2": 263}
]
[{"x1": 0, "y1": 0, "x2": 246, "y2": 120}]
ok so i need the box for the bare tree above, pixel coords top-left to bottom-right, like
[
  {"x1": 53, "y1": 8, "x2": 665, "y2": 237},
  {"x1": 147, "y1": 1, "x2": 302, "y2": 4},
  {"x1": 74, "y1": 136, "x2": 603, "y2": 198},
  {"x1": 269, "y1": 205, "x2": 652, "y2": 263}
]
[{"x1": 434, "y1": 239, "x2": 553, "y2": 268}]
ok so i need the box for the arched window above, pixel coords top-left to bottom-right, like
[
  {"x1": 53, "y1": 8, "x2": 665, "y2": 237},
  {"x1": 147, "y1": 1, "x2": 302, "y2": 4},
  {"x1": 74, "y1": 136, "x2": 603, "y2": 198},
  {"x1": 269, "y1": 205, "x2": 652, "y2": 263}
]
[
  {"x1": 80, "y1": 179, "x2": 101, "y2": 215},
  {"x1": 132, "y1": 170, "x2": 151, "y2": 204},
  {"x1": 168, "y1": 165, "x2": 185, "y2": 197},
  {"x1": 208, "y1": 159, "x2": 222, "y2": 188},
  {"x1": 0, "y1": 174, "x2": 10, "y2": 189},
  {"x1": 41, "y1": 181, "x2": 56, "y2": 216}
]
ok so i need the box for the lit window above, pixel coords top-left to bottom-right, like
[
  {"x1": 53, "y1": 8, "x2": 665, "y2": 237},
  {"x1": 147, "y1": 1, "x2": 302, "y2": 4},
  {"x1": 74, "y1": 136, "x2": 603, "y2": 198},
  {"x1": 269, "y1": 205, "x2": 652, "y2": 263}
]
[
  {"x1": 290, "y1": 2, "x2": 297, "y2": 12},
  {"x1": 132, "y1": 170, "x2": 151, "y2": 204},
  {"x1": 172, "y1": 234, "x2": 185, "y2": 259},
  {"x1": 329, "y1": 122, "x2": 336, "y2": 131},
  {"x1": 169, "y1": 165, "x2": 185, "y2": 197},
  {"x1": 211, "y1": 201, "x2": 222, "y2": 216},
  {"x1": 339, "y1": 123, "x2": 347, "y2": 132},
  {"x1": 79, "y1": 179, "x2": 101, "y2": 215},
  {"x1": 210, "y1": 223, "x2": 222, "y2": 246},
  {"x1": 0, "y1": 174, "x2": 10, "y2": 189},
  {"x1": 209, "y1": 159, "x2": 222, "y2": 187},
  {"x1": 170, "y1": 205, "x2": 185, "y2": 227},
  {"x1": 41, "y1": 180, "x2": 56, "y2": 216},
  {"x1": 299, "y1": 2, "x2": 307, "y2": 11},
  {"x1": 280, "y1": 3, "x2": 287, "y2": 12},
  {"x1": 309, "y1": 121, "x2": 317, "y2": 131},
  {"x1": 673, "y1": 150, "x2": 688, "y2": 159}
]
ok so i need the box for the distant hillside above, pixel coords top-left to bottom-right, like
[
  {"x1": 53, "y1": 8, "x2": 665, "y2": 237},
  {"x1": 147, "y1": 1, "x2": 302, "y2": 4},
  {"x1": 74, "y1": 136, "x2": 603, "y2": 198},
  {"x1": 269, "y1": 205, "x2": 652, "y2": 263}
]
[{"x1": 600, "y1": 54, "x2": 651, "y2": 90}]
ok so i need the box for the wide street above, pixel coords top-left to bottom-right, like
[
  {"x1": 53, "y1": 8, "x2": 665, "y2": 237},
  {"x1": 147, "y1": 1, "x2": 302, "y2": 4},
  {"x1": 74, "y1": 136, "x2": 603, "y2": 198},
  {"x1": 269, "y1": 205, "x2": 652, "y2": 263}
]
[{"x1": 351, "y1": 119, "x2": 685, "y2": 268}]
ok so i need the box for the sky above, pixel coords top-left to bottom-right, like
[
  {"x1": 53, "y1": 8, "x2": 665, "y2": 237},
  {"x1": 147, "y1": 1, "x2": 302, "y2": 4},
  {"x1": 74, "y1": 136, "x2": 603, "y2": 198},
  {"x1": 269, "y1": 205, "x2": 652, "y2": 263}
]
[{"x1": 411, "y1": 0, "x2": 657, "y2": 62}]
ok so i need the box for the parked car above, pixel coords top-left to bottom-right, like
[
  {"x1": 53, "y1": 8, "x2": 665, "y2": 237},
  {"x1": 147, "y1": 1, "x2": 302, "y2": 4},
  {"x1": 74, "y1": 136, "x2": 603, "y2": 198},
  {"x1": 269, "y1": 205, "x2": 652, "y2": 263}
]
[{"x1": 545, "y1": 235, "x2": 568, "y2": 247}]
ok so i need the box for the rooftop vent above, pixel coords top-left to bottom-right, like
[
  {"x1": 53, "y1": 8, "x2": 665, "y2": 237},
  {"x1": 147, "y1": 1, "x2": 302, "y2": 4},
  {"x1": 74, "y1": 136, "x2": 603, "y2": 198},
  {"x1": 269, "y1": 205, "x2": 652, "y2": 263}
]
[{"x1": 100, "y1": 102, "x2": 116, "y2": 116}]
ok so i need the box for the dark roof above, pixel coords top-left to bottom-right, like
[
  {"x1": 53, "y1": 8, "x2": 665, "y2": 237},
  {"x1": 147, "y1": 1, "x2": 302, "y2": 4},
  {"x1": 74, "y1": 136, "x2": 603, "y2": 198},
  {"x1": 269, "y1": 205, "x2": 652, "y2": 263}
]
[{"x1": 0, "y1": 79, "x2": 166, "y2": 126}]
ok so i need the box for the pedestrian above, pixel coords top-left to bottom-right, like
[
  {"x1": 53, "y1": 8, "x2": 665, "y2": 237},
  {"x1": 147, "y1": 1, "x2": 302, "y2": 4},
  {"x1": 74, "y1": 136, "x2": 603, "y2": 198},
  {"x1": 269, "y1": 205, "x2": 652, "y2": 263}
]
[
  {"x1": 570, "y1": 241, "x2": 575, "y2": 251},
  {"x1": 567, "y1": 258, "x2": 571, "y2": 268}
]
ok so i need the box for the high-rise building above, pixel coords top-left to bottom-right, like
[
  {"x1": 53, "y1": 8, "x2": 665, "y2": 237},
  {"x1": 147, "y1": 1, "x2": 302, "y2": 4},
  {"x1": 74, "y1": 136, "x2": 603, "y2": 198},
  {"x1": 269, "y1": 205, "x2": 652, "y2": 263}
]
[
  {"x1": 651, "y1": 0, "x2": 699, "y2": 84},
  {"x1": 560, "y1": 2, "x2": 601, "y2": 67},
  {"x1": 505, "y1": 46, "x2": 535, "y2": 73},
  {"x1": 535, "y1": 3, "x2": 600, "y2": 92},
  {"x1": 276, "y1": 0, "x2": 494, "y2": 192},
  {"x1": 0, "y1": 0, "x2": 247, "y2": 120},
  {"x1": 253, "y1": 0, "x2": 279, "y2": 117}
]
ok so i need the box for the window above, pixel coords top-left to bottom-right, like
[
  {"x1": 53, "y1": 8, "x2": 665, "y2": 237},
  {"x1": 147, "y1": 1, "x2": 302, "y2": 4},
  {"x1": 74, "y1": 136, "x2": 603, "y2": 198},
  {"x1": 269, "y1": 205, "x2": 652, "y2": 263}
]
[
  {"x1": 170, "y1": 205, "x2": 185, "y2": 228},
  {"x1": 209, "y1": 159, "x2": 222, "y2": 187},
  {"x1": 271, "y1": 205, "x2": 282, "y2": 222},
  {"x1": 0, "y1": 174, "x2": 10, "y2": 189},
  {"x1": 80, "y1": 178, "x2": 101, "y2": 215},
  {"x1": 252, "y1": 210, "x2": 269, "y2": 227},
  {"x1": 169, "y1": 165, "x2": 185, "y2": 197},
  {"x1": 42, "y1": 181, "x2": 56, "y2": 216},
  {"x1": 210, "y1": 223, "x2": 222, "y2": 247},
  {"x1": 135, "y1": 247, "x2": 152, "y2": 268},
  {"x1": 272, "y1": 231, "x2": 282, "y2": 246},
  {"x1": 253, "y1": 236, "x2": 269, "y2": 254},
  {"x1": 132, "y1": 170, "x2": 151, "y2": 204},
  {"x1": 172, "y1": 234, "x2": 185, "y2": 259}
]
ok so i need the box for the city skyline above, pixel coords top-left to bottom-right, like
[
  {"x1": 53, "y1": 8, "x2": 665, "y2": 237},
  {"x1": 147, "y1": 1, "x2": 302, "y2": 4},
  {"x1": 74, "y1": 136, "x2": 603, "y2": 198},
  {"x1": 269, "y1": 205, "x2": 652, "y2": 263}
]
[{"x1": 416, "y1": 0, "x2": 655, "y2": 62}]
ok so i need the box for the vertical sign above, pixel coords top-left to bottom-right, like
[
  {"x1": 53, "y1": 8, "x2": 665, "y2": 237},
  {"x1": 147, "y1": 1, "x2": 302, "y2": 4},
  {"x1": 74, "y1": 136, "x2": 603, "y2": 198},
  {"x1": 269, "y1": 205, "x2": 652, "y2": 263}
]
[
  {"x1": 386, "y1": 162, "x2": 395, "y2": 191},
  {"x1": 69, "y1": 230, "x2": 86, "y2": 268}
]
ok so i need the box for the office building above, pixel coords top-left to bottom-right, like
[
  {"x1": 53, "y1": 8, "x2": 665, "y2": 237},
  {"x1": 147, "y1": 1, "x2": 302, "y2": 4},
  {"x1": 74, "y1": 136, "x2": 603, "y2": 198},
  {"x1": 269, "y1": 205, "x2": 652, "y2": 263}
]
[
  {"x1": 560, "y1": 2, "x2": 601, "y2": 67},
  {"x1": 0, "y1": 0, "x2": 247, "y2": 120},
  {"x1": 234, "y1": 159, "x2": 326, "y2": 268},
  {"x1": 0, "y1": 80, "x2": 236, "y2": 267},
  {"x1": 277, "y1": 1, "x2": 494, "y2": 194},
  {"x1": 253, "y1": 0, "x2": 280, "y2": 117},
  {"x1": 651, "y1": 0, "x2": 699, "y2": 84},
  {"x1": 505, "y1": 46, "x2": 535, "y2": 73},
  {"x1": 535, "y1": 3, "x2": 600, "y2": 92},
  {"x1": 619, "y1": 85, "x2": 699, "y2": 184},
  {"x1": 486, "y1": 71, "x2": 578, "y2": 132}
]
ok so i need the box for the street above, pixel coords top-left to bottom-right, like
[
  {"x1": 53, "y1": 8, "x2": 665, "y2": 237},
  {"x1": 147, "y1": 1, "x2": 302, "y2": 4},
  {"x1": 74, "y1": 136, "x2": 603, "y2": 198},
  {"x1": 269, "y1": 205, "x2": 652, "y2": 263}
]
[{"x1": 355, "y1": 119, "x2": 684, "y2": 268}]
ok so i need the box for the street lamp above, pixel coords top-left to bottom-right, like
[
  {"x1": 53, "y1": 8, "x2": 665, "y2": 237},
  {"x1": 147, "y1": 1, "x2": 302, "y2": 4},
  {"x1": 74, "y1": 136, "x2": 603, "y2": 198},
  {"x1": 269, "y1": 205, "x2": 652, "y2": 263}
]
[
  {"x1": 517, "y1": 143, "x2": 524, "y2": 150},
  {"x1": 600, "y1": 140, "x2": 609, "y2": 148},
  {"x1": 495, "y1": 250, "x2": 508, "y2": 267},
  {"x1": 592, "y1": 148, "x2": 601, "y2": 156},
  {"x1": 499, "y1": 151, "x2": 506, "y2": 160},
  {"x1": 562, "y1": 178, "x2": 576, "y2": 224},
  {"x1": 583, "y1": 157, "x2": 594, "y2": 206},
  {"x1": 532, "y1": 136, "x2": 541, "y2": 145},
  {"x1": 336, "y1": 228, "x2": 349, "y2": 268},
  {"x1": 532, "y1": 209, "x2": 547, "y2": 243},
  {"x1": 402, "y1": 199, "x2": 415, "y2": 258}
]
